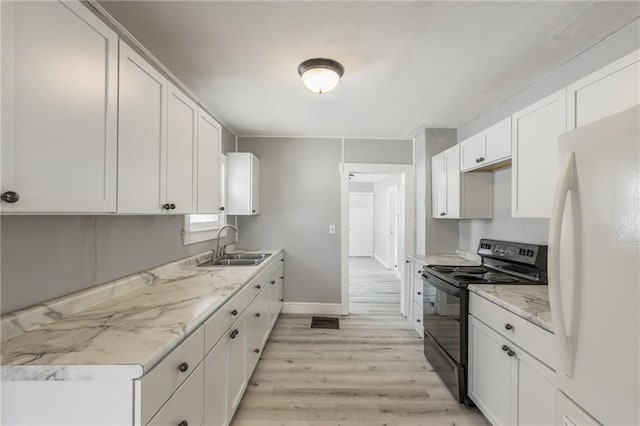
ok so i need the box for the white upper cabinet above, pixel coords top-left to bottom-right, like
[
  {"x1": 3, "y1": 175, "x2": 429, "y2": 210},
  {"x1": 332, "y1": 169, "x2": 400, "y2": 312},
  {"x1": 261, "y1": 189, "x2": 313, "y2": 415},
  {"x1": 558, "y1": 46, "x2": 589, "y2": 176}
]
[
  {"x1": 117, "y1": 40, "x2": 168, "y2": 214},
  {"x1": 1, "y1": 1, "x2": 118, "y2": 213},
  {"x1": 431, "y1": 145, "x2": 492, "y2": 219},
  {"x1": 567, "y1": 49, "x2": 639, "y2": 130},
  {"x1": 227, "y1": 153, "x2": 261, "y2": 216},
  {"x1": 197, "y1": 109, "x2": 223, "y2": 214},
  {"x1": 511, "y1": 89, "x2": 566, "y2": 218},
  {"x1": 460, "y1": 117, "x2": 512, "y2": 172},
  {"x1": 166, "y1": 82, "x2": 198, "y2": 214},
  {"x1": 118, "y1": 41, "x2": 199, "y2": 214}
]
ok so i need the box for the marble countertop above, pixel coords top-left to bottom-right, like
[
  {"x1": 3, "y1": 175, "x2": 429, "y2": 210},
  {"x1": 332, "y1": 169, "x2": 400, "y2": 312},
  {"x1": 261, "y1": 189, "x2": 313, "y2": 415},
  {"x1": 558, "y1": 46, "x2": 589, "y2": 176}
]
[
  {"x1": 409, "y1": 251, "x2": 480, "y2": 267},
  {"x1": 468, "y1": 284, "x2": 552, "y2": 333},
  {"x1": 0, "y1": 249, "x2": 282, "y2": 381}
]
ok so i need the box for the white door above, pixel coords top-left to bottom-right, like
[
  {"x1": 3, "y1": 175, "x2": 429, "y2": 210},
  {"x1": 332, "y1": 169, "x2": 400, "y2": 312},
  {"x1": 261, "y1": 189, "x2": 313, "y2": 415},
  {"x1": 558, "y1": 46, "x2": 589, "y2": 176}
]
[
  {"x1": 250, "y1": 154, "x2": 261, "y2": 215},
  {"x1": 197, "y1": 109, "x2": 222, "y2": 214},
  {"x1": 117, "y1": 40, "x2": 167, "y2": 214},
  {"x1": 166, "y1": 82, "x2": 198, "y2": 214},
  {"x1": 431, "y1": 153, "x2": 446, "y2": 218},
  {"x1": 387, "y1": 186, "x2": 399, "y2": 271},
  {"x1": 204, "y1": 338, "x2": 228, "y2": 426},
  {"x1": 444, "y1": 145, "x2": 461, "y2": 218},
  {"x1": 349, "y1": 193, "x2": 374, "y2": 257},
  {"x1": 1, "y1": 1, "x2": 118, "y2": 213}
]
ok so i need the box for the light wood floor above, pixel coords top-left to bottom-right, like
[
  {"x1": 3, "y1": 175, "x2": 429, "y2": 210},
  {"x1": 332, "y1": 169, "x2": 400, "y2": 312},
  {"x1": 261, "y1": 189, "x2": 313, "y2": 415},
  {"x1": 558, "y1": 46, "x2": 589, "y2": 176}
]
[{"x1": 232, "y1": 257, "x2": 487, "y2": 426}]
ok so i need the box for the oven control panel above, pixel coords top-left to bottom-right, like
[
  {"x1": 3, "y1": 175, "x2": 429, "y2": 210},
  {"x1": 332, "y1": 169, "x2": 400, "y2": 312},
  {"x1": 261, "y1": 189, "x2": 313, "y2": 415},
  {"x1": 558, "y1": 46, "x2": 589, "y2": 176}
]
[{"x1": 478, "y1": 239, "x2": 539, "y2": 264}]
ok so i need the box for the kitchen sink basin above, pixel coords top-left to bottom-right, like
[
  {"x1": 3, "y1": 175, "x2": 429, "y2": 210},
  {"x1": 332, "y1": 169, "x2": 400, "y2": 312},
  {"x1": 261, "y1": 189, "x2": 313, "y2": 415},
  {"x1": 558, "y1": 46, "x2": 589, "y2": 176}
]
[{"x1": 197, "y1": 253, "x2": 271, "y2": 267}]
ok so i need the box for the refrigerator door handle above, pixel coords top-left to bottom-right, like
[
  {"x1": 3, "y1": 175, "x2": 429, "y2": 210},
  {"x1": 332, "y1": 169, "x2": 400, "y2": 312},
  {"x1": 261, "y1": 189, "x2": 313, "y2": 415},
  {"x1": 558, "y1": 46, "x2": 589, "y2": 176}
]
[{"x1": 549, "y1": 151, "x2": 576, "y2": 378}]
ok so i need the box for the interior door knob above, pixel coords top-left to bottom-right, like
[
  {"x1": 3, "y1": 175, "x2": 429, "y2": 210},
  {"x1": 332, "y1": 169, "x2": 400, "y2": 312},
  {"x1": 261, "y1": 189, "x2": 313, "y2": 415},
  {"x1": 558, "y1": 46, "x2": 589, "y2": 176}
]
[{"x1": 1, "y1": 191, "x2": 19, "y2": 203}]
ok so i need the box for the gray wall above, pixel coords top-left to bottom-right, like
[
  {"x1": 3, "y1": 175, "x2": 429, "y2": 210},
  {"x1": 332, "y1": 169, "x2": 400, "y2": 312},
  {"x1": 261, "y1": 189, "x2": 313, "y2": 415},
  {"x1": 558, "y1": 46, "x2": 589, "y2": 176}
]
[
  {"x1": 1, "y1": 125, "x2": 237, "y2": 314},
  {"x1": 458, "y1": 20, "x2": 640, "y2": 140},
  {"x1": 414, "y1": 128, "x2": 460, "y2": 254},
  {"x1": 349, "y1": 182, "x2": 374, "y2": 192},
  {"x1": 458, "y1": 168, "x2": 549, "y2": 253},
  {"x1": 237, "y1": 137, "x2": 342, "y2": 304},
  {"x1": 343, "y1": 138, "x2": 413, "y2": 164}
]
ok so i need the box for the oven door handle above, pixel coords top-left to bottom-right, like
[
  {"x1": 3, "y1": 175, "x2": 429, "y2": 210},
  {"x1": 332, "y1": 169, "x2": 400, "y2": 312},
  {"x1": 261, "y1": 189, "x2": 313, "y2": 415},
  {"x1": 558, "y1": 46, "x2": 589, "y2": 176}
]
[{"x1": 422, "y1": 274, "x2": 460, "y2": 297}]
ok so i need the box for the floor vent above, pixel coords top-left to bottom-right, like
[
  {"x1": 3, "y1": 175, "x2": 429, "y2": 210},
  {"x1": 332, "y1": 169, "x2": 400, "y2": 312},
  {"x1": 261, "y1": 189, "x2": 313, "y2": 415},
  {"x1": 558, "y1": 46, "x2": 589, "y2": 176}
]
[{"x1": 310, "y1": 316, "x2": 339, "y2": 329}]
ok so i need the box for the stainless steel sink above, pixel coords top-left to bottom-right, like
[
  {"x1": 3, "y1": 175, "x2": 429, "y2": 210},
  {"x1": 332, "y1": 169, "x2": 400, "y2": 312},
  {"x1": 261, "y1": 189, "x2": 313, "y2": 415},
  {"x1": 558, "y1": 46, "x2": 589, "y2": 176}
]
[{"x1": 197, "y1": 253, "x2": 271, "y2": 267}]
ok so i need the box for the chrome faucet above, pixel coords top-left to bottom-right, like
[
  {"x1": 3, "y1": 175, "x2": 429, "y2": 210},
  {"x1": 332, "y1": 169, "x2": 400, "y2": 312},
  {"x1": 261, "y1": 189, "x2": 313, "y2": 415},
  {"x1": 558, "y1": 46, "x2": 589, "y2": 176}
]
[{"x1": 215, "y1": 224, "x2": 239, "y2": 258}]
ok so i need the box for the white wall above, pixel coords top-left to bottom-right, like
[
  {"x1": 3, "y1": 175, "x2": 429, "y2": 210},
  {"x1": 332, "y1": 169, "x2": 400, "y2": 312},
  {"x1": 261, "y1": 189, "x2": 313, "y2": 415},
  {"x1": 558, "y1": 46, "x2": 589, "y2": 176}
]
[
  {"x1": 349, "y1": 182, "x2": 374, "y2": 193},
  {"x1": 373, "y1": 174, "x2": 401, "y2": 267}
]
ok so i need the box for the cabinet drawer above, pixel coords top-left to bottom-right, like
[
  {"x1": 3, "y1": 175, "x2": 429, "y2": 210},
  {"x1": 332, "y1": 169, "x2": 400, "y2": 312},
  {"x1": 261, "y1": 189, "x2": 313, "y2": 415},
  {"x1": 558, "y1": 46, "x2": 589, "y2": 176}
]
[
  {"x1": 205, "y1": 284, "x2": 252, "y2": 353},
  {"x1": 140, "y1": 326, "x2": 204, "y2": 425},
  {"x1": 413, "y1": 301, "x2": 423, "y2": 337},
  {"x1": 469, "y1": 292, "x2": 555, "y2": 369},
  {"x1": 147, "y1": 362, "x2": 204, "y2": 426}
]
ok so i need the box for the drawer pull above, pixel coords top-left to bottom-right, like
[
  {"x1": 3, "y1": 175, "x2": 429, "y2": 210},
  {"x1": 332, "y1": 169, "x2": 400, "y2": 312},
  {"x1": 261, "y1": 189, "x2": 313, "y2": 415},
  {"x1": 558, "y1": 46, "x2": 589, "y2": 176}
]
[
  {"x1": 270, "y1": 280, "x2": 276, "y2": 284},
  {"x1": 231, "y1": 309, "x2": 238, "y2": 316},
  {"x1": 280, "y1": 276, "x2": 284, "y2": 279},
  {"x1": 417, "y1": 291, "x2": 422, "y2": 295},
  {"x1": 256, "y1": 284, "x2": 262, "y2": 289},
  {"x1": 230, "y1": 329, "x2": 239, "y2": 339},
  {"x1": 501, "y1": 345, "x2": 509, "y2": 352},
  {"x1": 178, "y1": 362, "x2": 189, "y2": 373},
  {"x1": 504, "y1": 323, "x2": 514, "y2": 330},
  {"x1": 178, "y1": 421, "x2": 188, "y2": 426},
  {"x1": 254, "y1": 348, "x2": 260, "y2": 353},
  {"x1": 417, "y1": 270, "x2": 422, "y2": 274},
  {"x1": 507, "y1": 349, "x2": 515, "y2": 357},
  {"x1": 280, "y1": 298, "x2": 284, "y2": 302},
  {"x1": 416, "y1": 318, "x2": 421, "y2": 323},
  {"x1": 255, "y1": 312, "x2": 261, "y2": 317}
]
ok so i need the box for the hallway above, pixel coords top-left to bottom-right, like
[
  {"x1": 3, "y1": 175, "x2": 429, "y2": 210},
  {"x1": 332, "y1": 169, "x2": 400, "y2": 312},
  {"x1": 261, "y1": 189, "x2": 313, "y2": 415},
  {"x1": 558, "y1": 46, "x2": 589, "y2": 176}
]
[{"x1": 232, "y1": 257, "x2": 486, "y2": 425}]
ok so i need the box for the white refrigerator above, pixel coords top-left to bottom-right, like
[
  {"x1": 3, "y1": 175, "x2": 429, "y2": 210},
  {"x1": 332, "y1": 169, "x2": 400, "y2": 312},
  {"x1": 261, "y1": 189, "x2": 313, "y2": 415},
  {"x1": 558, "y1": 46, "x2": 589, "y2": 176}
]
[{"x1": 549, "y1": 105, "x2": 639, "y2": 425}]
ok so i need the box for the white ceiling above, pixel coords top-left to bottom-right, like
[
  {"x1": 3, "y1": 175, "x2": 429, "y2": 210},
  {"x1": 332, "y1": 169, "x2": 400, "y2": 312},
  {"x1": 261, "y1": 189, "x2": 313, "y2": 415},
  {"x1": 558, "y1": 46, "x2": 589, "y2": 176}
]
[{"x1": 99, "y1": 1, "x2": 639, "y2": 138}]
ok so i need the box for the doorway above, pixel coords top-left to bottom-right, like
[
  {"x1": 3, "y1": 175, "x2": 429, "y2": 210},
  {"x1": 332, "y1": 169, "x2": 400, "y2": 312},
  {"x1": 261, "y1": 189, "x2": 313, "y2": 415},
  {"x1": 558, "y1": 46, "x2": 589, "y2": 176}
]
[{"x1": 341, "y1": 164, "x2": 415, "y2": 317}]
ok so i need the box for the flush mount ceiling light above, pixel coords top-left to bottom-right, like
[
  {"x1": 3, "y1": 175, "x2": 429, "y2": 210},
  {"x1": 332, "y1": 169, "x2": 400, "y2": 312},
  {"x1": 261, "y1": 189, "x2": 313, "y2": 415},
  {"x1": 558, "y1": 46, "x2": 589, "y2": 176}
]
[{"x1": 297, "y1": 58, "x2": 345, "y2": 94}]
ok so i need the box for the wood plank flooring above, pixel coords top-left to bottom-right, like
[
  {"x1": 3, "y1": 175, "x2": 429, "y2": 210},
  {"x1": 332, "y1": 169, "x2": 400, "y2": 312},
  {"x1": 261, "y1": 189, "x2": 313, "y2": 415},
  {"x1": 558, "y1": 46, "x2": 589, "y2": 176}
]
[{"x1": 232, "y1": 257, "x2": 487, "y2": 426}]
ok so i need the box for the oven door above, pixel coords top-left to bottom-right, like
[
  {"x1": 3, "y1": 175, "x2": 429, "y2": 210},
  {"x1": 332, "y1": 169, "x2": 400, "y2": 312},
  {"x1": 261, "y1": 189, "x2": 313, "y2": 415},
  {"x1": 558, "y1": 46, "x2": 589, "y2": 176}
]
[{"x1": 422, "y1": 272, "x2": 461, "y2": 364}]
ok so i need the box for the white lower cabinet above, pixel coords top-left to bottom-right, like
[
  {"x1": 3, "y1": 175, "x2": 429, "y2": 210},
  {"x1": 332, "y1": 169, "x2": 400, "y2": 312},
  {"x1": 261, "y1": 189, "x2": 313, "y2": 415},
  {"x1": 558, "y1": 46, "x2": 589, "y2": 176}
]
[
  {"x1": 468, "y1": 296, "x2": 555, "y2": 426},
  {"x1": 204, "y1": 338, "x2": 228, "y2": 426},
  {"x1": 226, "y1": 314, "x2": 248, "y2": 418},
  {"x1": 148, "y1": 362, "x2": 204, "y2": 426}
]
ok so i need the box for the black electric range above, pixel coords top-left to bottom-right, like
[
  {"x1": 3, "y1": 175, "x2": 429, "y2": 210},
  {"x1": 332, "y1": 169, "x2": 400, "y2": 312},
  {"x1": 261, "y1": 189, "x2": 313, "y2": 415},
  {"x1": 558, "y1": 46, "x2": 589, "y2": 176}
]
[{"x1": 421, "y1": 239, "x2": 547, "y2": 405}]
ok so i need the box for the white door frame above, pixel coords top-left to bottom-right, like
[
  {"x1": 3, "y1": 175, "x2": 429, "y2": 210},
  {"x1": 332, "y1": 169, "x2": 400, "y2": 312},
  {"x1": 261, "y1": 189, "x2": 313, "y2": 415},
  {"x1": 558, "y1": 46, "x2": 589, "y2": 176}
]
[
  {"x1": 340, "y1": 163, "x2": 415, "y2": 316},
  {"x1": 386, "y1": 185, "x2": 400, "y2": 276}
]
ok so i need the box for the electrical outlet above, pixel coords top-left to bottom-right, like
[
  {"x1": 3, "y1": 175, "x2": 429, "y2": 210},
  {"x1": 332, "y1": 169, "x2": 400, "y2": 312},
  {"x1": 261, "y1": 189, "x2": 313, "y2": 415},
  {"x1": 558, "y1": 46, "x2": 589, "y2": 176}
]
[{"x1": 329, "y1": 225, "x2": 336, "y2": 234}]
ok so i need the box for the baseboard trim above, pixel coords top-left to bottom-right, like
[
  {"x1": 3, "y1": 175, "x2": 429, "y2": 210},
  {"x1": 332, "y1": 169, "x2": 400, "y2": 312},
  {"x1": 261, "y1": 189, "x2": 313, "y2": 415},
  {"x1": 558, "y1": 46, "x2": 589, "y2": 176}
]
[
  {"x1": 282, "y1": 302, "x2": 342, "y2": 315},
  {"x1": 373, "y1": 253, "x2": 389, "y2": 269}
]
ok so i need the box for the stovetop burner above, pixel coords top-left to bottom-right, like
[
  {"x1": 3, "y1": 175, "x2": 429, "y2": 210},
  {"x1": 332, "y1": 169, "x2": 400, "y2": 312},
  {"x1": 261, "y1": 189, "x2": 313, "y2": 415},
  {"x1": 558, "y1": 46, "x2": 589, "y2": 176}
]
[{"x1": 424, "y1": 264, "x2": 537, "y2": 286}]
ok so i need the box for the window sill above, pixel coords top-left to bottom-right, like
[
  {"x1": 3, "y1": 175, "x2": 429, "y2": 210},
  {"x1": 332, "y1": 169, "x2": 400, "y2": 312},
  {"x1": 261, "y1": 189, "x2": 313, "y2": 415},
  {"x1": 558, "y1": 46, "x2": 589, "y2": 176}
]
[{"x1": 183, "y1": 227, "x2": 227, "y2": 245}]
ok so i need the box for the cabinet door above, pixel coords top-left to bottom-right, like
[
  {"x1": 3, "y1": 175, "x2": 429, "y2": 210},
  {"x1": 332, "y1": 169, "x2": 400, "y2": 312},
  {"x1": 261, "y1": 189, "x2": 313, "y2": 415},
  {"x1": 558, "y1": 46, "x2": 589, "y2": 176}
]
[
  {"x1": 1, "y1": 1, "x2": 117, "y2": 213},
  {"x1": 197, "y1": 109, "x2": 222, "y2": 214},
  {"x1": 147, "y1": 363, "x2": 204, "y2": 426},
  {"x1": 117, "y1": 40, "x2": 167, "y2": 214},
  {"x1": 517, "y1": 348, "x2": 555, "y2": 426},
  {"x1": 444, "y1": 145, "x2": 461, "y2": 218},
  {"x1": 483, "y1": 117, "x2": 511, "y2": 164},
  {"x1": 227, "y1": 315, "x2": 247, "y2": 419},
  {"x1": 512, "y1": 89, "x2": 566, "y2": 218},
  {"x1": 567, "y1": 50, "x2": 639, "y2": 130},
  {"x1": 250, "y1": 154, "x2": 261, "y2": 215},
  {"x1": 459, "y1": 135, "x2": 484, "y2": 171},
  {"x1": 204, "y1": 338, "x2": 228, "y2": 426},
  {"x1": 166, "y1": 83, "x2": 197, "y2": 214},
  {"x1": 468, "y1": 315, "x2": 517, "y2": 426},
  {"x1": 431, "y1": 153, "x2": 446, "y2": 218}
]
